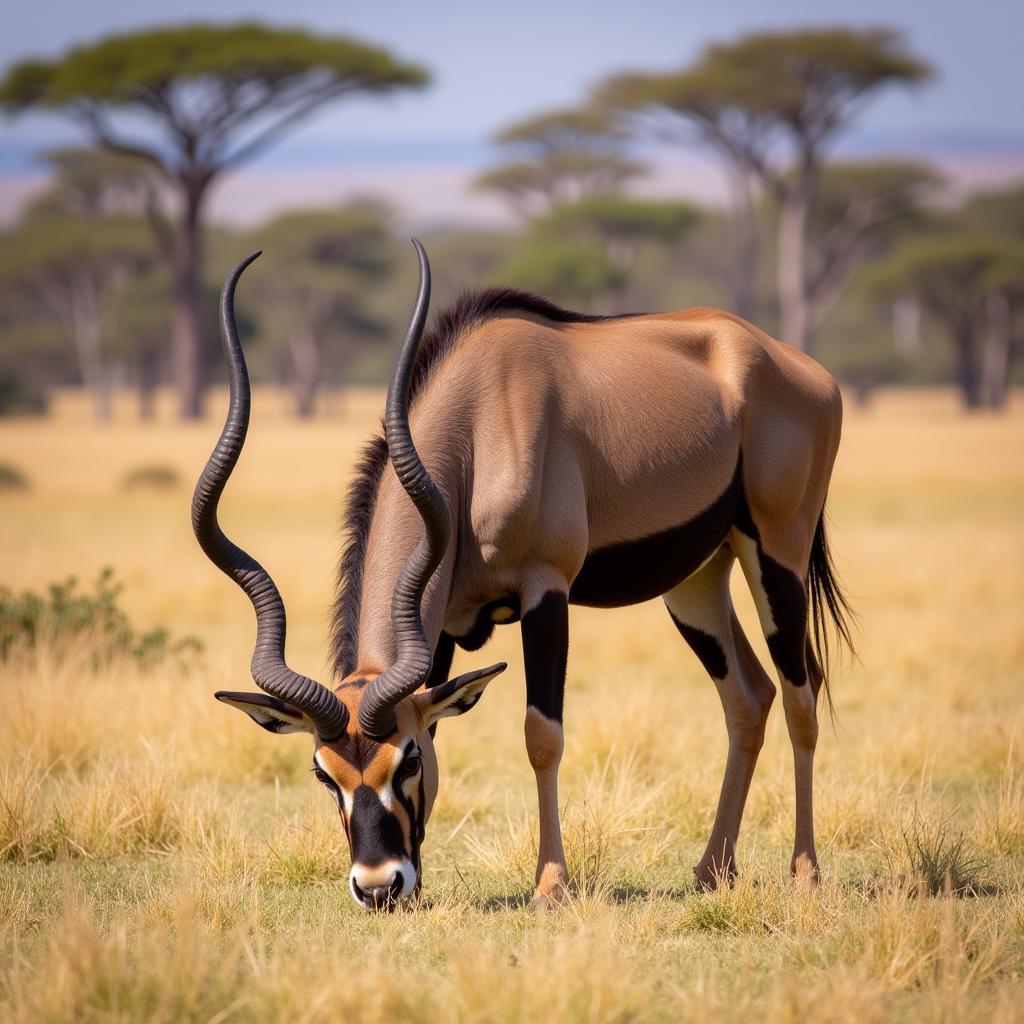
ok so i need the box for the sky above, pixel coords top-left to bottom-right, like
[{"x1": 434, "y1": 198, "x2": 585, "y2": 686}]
[{"x1": 1, "y1": 0, "x2": 1022, "y2": 226}]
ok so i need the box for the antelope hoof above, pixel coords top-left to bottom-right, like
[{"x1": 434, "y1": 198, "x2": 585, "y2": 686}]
[
  {"x1": 790, "y1": 852, "x2": 820, "y2": 887},
  {"x1": 530, "y1": 864, "x2": 568, "y2": 911},
  {"x1": 693, "y1": 858, "x2": 738, "y2": 892}
]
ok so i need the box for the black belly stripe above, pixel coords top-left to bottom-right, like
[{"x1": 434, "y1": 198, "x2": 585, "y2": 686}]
[{"x1": 569, "y1": 457, "x2": 742, "y2": 608}]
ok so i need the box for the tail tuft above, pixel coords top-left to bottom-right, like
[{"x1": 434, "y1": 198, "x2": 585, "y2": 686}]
[{"x1": 807, "y1": 506, "x2": 855, "y2": 715}]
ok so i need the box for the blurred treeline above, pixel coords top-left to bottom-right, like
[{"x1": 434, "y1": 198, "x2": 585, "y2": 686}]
[{"x1": 0, "y1": 23, "x2": 1021, "y2": 420}]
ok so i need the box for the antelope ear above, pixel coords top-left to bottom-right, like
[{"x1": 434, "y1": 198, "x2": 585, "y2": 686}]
[
  {"x1": 414, "y1": 663, "x2": 507, "y2": 727},
  {"x1": 215, "y1": 691, "x2": 314, "y2": 734}
]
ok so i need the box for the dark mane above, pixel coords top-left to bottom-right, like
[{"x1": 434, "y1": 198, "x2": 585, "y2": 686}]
[
  {"x1": 331, "y1": 433, "x2": 389, "y2": 678},
  {"x1": 330, "y1": 288, "x2": 627, "y2": 679}
]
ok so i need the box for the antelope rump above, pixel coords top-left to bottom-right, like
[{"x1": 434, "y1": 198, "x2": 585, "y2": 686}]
[{"x1": 192, "y1": 240, "x2": 852, "y2": 912}]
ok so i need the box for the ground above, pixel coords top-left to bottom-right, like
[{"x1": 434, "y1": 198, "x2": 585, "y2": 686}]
[{"x1": 1, "y1": 388, "x2": 1022, "y2": 1023}]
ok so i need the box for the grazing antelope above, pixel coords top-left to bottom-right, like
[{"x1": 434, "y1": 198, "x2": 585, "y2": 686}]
[{"x1": 193, "y1": 241, "x2": 851, "y2": 911}]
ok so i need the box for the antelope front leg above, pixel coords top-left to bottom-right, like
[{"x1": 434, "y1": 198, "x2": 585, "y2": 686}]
[{"x1": 521, "y1": 587, "x2": 570, "y2": 909}]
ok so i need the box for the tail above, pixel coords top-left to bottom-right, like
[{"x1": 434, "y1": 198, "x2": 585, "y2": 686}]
[{"x1": 806, "y1": 505, "x2": 855, "y2": 717}]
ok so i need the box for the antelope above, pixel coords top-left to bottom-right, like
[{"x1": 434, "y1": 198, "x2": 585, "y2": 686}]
[{"x1": 193, "y1": 240, "x2": 851, "y2": 912}]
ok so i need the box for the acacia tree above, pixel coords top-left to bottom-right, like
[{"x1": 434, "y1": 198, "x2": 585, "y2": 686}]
[
  {"x1": 867, "y1": 234, "x2": 1024, "y2": 408},
  {"x1": 960, "y1": 182, "x2": 1024, "y2": 407},
  {"x1": 0, "y1": 24, "x2": 428, "y2": 418},
  {"x1": 0, "y1": 211, "x2": 153, "y2": 420},
  {"x1": 244, "y1": 203, "x2": 393, "y2": 417},
  {"x1": 533, "y1": 194, "x2": 700, "y2": 307},
  {"x1": 30, "y1": 147, "x2": 165, "y2": 220},
  {"x1": 494, "y1": 239, "x2": 625, "y2": 308},
  {"x1": 474, "y1": 107, "x2": 646, "y2": 218},
  {"x1": 802, "y1": 161, "x2": 940, "y2": 345},
  {"x1": 598, "y1": 28, "x2": 932, "y2": 346}
]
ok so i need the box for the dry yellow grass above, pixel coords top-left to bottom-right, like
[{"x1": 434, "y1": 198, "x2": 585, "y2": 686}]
[{"x1": 1, "y1": 386, "x2": 1022, "y2": 1022}]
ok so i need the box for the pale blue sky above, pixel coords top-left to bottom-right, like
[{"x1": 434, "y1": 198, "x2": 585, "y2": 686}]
[{"x1": 2, "y1": 0, "x2": 1022, "y2": 172}]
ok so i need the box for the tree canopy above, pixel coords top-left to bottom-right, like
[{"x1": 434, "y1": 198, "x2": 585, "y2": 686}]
[
  {"x1": 0, "y1": 23, "x2": 428, "y2": 173},
  {"x1": 475, "y1": 105, "x2": 645, "y2": 215},
  {"x1": 0, "y1": 22, "x2": 430, "y2": 418},
  {"x1": 597, "y1": 27, "x2": 933, "y2": 349},
  {"x1": 600, "y1": 28, "x2": 932, "y2": 176}
]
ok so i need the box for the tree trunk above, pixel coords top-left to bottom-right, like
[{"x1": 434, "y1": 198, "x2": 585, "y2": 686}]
[
  {"x1": 172, "y1": 184, "x2": 207, "y2": 420},
  {"x1": 289, "y1": 326, "x2": 321, "y2": 419},
  {"x1": 728, "y1": 168, "x2": 759, "y2": 322},
  {"x1": 954, "y1": 324, "x2": 983, "y2": 410},
  {"x1": 776, "y1": 179, "x2": 812, "y2": 352},
  {"x1": 137, "y1": 351, "x2": 161, "y2": 421},
  {"x1": 70, "y1": 277, "x2": 112, "y2": 423},
  {"x1": 981, "y1": 291, "x2": 1012, "y2": 410}
]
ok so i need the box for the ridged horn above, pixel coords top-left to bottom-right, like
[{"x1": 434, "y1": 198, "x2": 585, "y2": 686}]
[
  {"x1": 191, "y1": 251, "x2": 348, "y2": 742},
  {"x1": 359, "y1": 239, "x2": 449, "y2": 739}
]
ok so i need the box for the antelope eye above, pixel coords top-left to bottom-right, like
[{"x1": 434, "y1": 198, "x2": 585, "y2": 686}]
[
  {"x1": 400, "y1": 753, "x2": 421, "y2": 777},
  {"x1": 313, "y1": 768, "x2": 332, "y2": 787}
]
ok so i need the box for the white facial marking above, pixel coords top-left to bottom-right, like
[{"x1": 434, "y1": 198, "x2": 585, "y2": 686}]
[{"x1": 349, "y1": 857, "x2": 418, "y2": 908}]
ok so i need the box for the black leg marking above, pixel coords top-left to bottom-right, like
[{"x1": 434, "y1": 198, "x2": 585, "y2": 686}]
[
  {"x1": 804, "y1": 638, "x2": 824, "y2": 697},
  {"x1": 428, "y1": 632, "x2": 455, "y2": 686},
  {"x1": 667, "y1": 613, "x2": 728, "y2": 680},
  {"x1": 761, "y1": 554, "x2": 808, "y2": 686},
  {"x1": 426, "y1": 633, "x2": 455, "y2": 738},
  {"x1": 522, "y1": 591, "x2": 569, "y2": 722},
  {"x1": 735, "y1": 479, "x2": 809, "y2": 687}
]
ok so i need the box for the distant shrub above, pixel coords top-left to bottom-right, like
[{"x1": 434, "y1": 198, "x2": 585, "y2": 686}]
[
  {"x1": 0, "y1": 369, "x2": 48, "y2": 417},
  {"x1": 0, "y1": 568, "x2": 203, "y2": 668},
  {"x1": 121, "y1": 464, "x2": 182, "y2": 491},
  {"x1": 0, "y1": 463, "x2": 28, "y2": 491}
]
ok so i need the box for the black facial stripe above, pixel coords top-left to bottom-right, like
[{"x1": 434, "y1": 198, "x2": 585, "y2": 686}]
[
  {"x1": 392, "y1": 768, "x2": 424, "y2": 871},
  {"x1": 313, "y1": 757, "x2": 341, "y2": 795},
  {"x1": 349, "y1": 785, "x2": 407, "y2": 867}
]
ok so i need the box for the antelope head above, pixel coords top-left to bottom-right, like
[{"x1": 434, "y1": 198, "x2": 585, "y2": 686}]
[{"x1": 192, "y1": 242, "x2": 505, "y2": 911}]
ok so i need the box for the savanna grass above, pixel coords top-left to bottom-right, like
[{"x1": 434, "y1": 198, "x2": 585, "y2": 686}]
[{"x1": 0, "y1": 387, "x2": 1022, "y2": 1022}]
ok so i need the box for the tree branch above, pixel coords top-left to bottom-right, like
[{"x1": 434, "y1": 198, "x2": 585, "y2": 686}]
[
  {"x1": 217, "y1": 78, "x2": 369, "y2": 169},
  {"x1": 73, "y1": 101, "x2": 167, "y2": 170}
]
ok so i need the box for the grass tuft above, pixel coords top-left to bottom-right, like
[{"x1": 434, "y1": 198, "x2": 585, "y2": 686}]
[{"x1": 880, "y1": 810, "x2": 990, "y2": 896}]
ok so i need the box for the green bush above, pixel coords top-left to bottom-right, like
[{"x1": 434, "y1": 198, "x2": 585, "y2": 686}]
[
  {"x1": 0, "y1": 369, "x2": 48, "y2": 417},
  {"x1": 0, "y1": 463, "x2": 28, "y2": 491},
  {"x1": 0, "y1": 568, "x2": 203, "y2": 668}
]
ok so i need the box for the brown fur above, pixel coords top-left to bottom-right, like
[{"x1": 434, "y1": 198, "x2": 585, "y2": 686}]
[{"x1": 326, "y1": 299, "x2": 845, "y2": 903}]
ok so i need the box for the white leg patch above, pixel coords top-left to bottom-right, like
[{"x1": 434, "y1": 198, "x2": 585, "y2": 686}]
[{"x1": 733, "y1": 531, "x2": 776, "y2": 636}]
